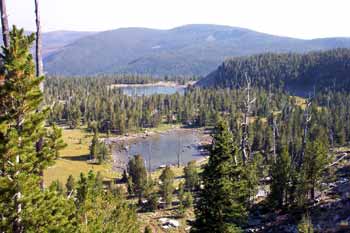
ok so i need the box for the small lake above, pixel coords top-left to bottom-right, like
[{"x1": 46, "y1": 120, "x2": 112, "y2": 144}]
[
  {"x1": 119, "y1": 85, "x2": 185, "y2": 96},
  {"x1": 112, "y1": 129, "x2": 206, "y2": 171}
]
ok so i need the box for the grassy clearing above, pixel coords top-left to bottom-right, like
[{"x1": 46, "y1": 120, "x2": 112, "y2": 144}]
[
  {"x1": 44, "y1": 127, "x2": 118, "y2": 186},
  {"x1": 44, "y1": 123, "x2": 183, "y2": 187}
]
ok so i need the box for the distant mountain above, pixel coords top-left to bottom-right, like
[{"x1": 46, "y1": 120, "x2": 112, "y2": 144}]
[
  {"x1": 42, "y1": 31, "x2": 96, "y2": 57},
  {"x1": 196, "y1": 48, "x2": 350, "y2": 95},
  {"x1": 1, "y1": 30, "x2": 94, "y2": 57},
  {"x1": 40, "y1": 24, "x2": 350, "y2": 76}
]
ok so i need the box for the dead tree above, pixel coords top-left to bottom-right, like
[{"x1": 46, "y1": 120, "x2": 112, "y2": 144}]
[
  {"x1": 299, "y1": 97, "x2": 312, "y2": 168},
  {"x1": 272, "y1": 117, "x2": 279, "y2": 162},
  {"x1": 148, "y1": 141, "x2": 152, "y2": 174},
  {"x1": 177, "y1": 137, "x2": 182, "y2": 168},
  {"x1": 240, "y1": 74, "x2": 256, "y2": 164},
  {"x1": 34, "y1": 0, "x2": 46, "y2": 190},
  {"x1": 34, "y1": 0, "x2": 44, "y2": 91},
  {"x1": 0, "y1": 0, "x2": 9, "y2": 48}
]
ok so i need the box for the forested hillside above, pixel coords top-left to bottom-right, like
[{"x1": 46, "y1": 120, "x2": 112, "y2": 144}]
[
  {"x1": 44, "y1": 24, "x2": 350, "y2": 76},
  {"x1": 41, "y1": 31, "x2": 95, "y2": 57},
  {"x1": 2, "y1": 1, "x2": 350, "y2": 231},
  {"x1": 197, "y1": 48, "x2": 350, "y2": 95}
]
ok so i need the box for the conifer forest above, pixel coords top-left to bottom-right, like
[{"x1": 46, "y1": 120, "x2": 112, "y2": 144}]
[{"x1": 1, "y1": 1, "x2": 350, "y2": 232}]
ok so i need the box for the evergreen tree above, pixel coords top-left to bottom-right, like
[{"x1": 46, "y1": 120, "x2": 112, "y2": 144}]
[
  {"x1": 298, "y1": 140, "x2": 328, "y2": 204},
  {"x1": 177, "y1": 182, "x2": 186, "y2": 216},
  {"x1": 184, "y1": 160, "x2": 199, "y2": 191},
  {"x1": 0, "y1": 27, "x2": 77, "y2": 232},
  {"x1": 127, "y1": 154, "x2": 148, "y2": 204},
  {"x1": 49, "y1": 179, "x2": 64, "y2": 195},
  {"x1": 66, "y1": 174, "x2": 75, "y2": 197},
  {"x1": 269, "y1": 147, "x2": 291, "y2": 208},
  {"x1": 75, "y1": 171, "x2": 139, "y2": 232},
  {"x1": 192, "y1": 120, "x2": 249, "y2": 233},
  {"x1": 47, "y1": 123, "x2": 67, "y2": 159},
  {"x1": 89, "y1": 130, "x2": 99, "y2": 160},
  {"x1": 298, "y1": 213, "x2": 314, "y2": 233},
  {"x1": 159, "y1": 165, "x2": 175, "y2": 207}
]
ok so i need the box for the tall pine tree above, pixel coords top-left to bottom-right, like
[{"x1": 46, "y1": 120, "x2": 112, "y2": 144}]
[
  {"x1": 0, "y1": 27, "x2": 76, "y2": 232},
  {"x1": 192, "y1": 120, "x2": 249, "y2": 233}
]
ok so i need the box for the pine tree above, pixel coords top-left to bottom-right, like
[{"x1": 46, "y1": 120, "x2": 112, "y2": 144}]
[
  {"x1": 47, "y1": 123, "x2": 67, "y2": 159},
  {"x1": 89, "y1": 130, "x2": 99, "y2": 160},
  {"x1": 66, "y1": 174, "x2": 75, "y2": 197},
  {"x1": 75, "y1": 171, "x2": 139, "y2": 232},
  {"x1": 298, "y1": 213, "x2": 314, "y2": 233},
  {"x1": 0, "y1": 27, "x2": 77, "y2": 232},
  {"x1": 269, "y1": 147, "x2": 291, "y2": 208},
  {"x1": 160, "y1": 165, "x2": 175, "y2": 207},
  {"x1": 184, "y1": 160, "x2": 199, "y2": 191},
  {"x1": 299, "y1": 139, "x2": 328, "y2": 203},
  {"x1": 49, "y1": 179, "x2": 64, "y2": 195},
  {"x1": 192, "y1": 120, "x2": 249, "y2": 233},
  {"x1": 127, "y1": 154, "x2": 148, "y2": 204},
  {"x1": 178, "y1": 182, "x2": 186, "y2": 216}
]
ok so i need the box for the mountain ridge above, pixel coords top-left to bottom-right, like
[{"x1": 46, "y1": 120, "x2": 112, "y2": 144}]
[{"x1": 24, "y1": 24, "x2": 350, "y2": 76}]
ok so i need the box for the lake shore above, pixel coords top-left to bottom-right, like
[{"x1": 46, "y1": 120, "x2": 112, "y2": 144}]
[{"x1": 105, "y1": 126, "x2": 211, "y2": 172}]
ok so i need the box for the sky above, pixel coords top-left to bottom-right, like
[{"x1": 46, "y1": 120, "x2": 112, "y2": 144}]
[{"x1": 7, "y1": 0, "x2": 350, "y2": 39}]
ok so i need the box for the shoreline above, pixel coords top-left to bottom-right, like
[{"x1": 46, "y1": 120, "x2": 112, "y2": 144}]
[
  {"x1": 109, "y1": 81, "x2": 195, "y2": 89},
  {"x1": 105, "y1": 126, "x2": 211, "y2": 172}
]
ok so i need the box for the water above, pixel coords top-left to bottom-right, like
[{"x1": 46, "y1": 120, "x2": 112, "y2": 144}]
[
  {"x1": 120, "y1": 85, "x2": 185, "y2": 96},
  {"x1": 112, "y1": 129, "x2": 205, "y2": 171}
]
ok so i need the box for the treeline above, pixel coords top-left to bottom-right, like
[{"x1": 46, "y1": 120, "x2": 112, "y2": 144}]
[
  {"x1": 197, "y1": 48, "x2": 350, "y2": 94},
  {"x1": 47, "y1": 74, "x2": 197, "y2": 86},
  {"x1": 44, "y1": 76, "x2": 288, "y2": 134}
]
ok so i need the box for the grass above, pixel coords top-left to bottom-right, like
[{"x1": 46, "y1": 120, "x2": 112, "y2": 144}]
[
  {"x1": 44, "y1": 122, "x2": 183, "y2": 187},
  {"x1": 43, "y1": 127, "x2": 118, "y2": 186},
  {"x1": 293, "y1": 96, "x2": 307, "y2": 109},
  {"x1": 44, "y1": 123, "x2": 208, "y2": 231}
]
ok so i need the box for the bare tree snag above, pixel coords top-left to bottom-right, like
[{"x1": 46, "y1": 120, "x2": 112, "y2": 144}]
[
  {"x1": 272, "y1": 117, "x2": 279, "y2": 162},
  {"x1": 241, "y1": 74, "x2": 255, "y2": 164},
  {"x1": 0, "y1": 0, "x2": 10, "y2": 48},
  {"x1": 34, "y1": 0, "x2": 44, "y2": 91},
  {"x1": 148, "y1": 141, "x2": 152, "y2": 174},
  {"x1": 177, "y1": 137, "x2": 182, "y2": 168},
  {"x1": 299, "y1": 97, "x2": 312, "y2": 168}
]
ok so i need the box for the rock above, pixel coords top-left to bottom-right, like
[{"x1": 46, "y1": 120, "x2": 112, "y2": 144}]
[
  {"x1": 159, "y1": 218, "x2": 168, "y2": 224},
  {"x1": 159, "y1": 218, "x2": 180, "y2": 228},
  {"x1": 168, "y1": 219, "x2": 180, "y2": 227}
]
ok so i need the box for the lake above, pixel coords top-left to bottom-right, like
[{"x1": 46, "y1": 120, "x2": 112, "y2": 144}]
[
  {"x1": 112, "y1": 129, "x2": 207, "y2": 171},
  {"x1": 119, "y1": 85, "x2": 185, "y2": 96}
]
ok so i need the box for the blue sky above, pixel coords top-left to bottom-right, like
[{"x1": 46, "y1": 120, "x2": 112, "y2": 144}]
[{"x1": 8, "y1": 0, "x2": 350, "y2": 39}]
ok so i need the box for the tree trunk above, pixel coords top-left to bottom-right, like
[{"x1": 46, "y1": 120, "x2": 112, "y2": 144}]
[
  {"x1": 35, "y1": 0, "x2": 45, "y2": 189},
  {"x1": 34, "y1": 0, "x2": 44, "y2": 89},
  {"x1": 0, "y1": 0, "x2": 10, "y2": 48}
]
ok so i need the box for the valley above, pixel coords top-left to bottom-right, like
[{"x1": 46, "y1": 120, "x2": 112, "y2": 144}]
[{"x1": 2, "y1": 3, "x2": 350, "y2": 231}]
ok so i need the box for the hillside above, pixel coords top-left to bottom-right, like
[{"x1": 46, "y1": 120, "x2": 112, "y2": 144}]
[
  {"x1": 43, "y1": 24, "x2": 350, "y2": 76},
  {"x1": 42, "y1": 30, "x2": 95, "y2": 57},
  {"x1": 196, "y1": 48, "x2": 350, "y2": 94}
]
